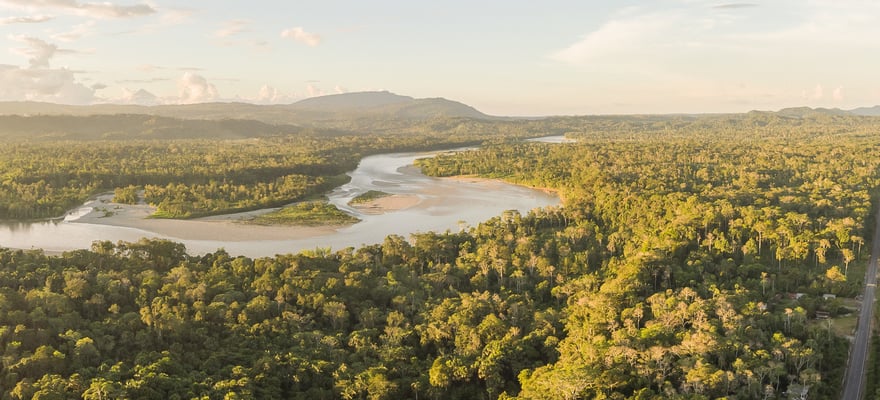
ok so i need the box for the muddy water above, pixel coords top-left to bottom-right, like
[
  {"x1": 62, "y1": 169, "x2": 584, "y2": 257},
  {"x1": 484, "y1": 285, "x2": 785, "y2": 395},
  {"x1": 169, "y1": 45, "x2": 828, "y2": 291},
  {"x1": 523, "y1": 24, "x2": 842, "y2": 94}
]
[{"x1": 0, "y1": 145, "x2": 561, "y2": 258}]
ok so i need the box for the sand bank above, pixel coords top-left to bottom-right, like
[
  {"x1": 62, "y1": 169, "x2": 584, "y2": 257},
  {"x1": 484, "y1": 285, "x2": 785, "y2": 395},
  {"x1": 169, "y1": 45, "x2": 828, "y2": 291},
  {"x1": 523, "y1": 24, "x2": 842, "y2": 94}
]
[
  {"x1": 71, "y1": 195, "x2": 342, "y2": 242},
  {"x1": 442, "y1": 175, "x2": 563, "y2": 202},
  {"x1": 349, "y1": 194, "x2": 421, "y2": 215}
]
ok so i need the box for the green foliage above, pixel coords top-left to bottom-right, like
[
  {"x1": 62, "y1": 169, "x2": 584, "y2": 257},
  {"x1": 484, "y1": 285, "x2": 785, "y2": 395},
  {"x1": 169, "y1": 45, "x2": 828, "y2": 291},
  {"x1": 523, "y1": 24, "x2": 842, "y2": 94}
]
[
  {"x1": 251, "y1": 201, "x2": 359, "y2": 226},
  {"x1": 0, "y1": 132, "x2": 494, "y2": 220},
  {"x1": 2, "y1": 110, "x2": 880, "y2": 398},
  {"x1": 349, "y1": 190, "x2": 392, "y2": 205},
  {"x1": 112, "y1": 185, "x2": 140, "y2": 204}
]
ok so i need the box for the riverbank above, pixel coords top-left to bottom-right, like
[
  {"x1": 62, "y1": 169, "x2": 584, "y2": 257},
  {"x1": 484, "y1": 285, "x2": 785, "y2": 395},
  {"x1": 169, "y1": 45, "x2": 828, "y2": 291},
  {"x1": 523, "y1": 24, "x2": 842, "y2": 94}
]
[
  {"x1": 442, "y1": 175, "x2": 565, "y2": 203},
  {"x1": 69, "y1": 191, "x2": 426, "y2": 241},
  {"x1": 349, "y1": 194, "x2": 420, "y2": 215},
  {"x1": 3, "y1": 148, "x2": 560, "y2": 258},
  {"x1": 71, "y1": 195, "x2": 343, "y2": 241}
]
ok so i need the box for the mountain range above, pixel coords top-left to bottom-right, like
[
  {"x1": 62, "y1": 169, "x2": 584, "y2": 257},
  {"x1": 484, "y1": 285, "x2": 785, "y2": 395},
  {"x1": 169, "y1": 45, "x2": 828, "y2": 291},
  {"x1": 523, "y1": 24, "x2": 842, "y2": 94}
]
[
  {"x1": 2, "y1": 91, "x2": 879, "y2": 121},
  {"x1": 0, "y1": 91, "x2": 492, "y2": 125},
  {"x1": 2, "y1": 91, "x2": 880, "y2": 141}
]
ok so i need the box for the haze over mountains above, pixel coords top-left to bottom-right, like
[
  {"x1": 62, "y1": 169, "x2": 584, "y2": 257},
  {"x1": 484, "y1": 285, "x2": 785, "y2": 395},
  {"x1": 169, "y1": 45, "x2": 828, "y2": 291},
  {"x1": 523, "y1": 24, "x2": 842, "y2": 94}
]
[
  {"x1": 0, "y1": 91, "x2": 491, "y2": 126},
  {"x1": 1, "y1": 90, "x2": 878, "y2": 120},
  {"x1": 1, "y1": 90, "x2": 879, "y2": 142}
]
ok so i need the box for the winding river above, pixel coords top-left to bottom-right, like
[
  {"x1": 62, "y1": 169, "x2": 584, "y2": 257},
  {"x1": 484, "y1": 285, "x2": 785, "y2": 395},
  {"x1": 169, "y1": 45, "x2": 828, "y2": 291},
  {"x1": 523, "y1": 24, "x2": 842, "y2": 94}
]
[{"x1": 0, "y1": 138, "x2": 566, "y2": 258}]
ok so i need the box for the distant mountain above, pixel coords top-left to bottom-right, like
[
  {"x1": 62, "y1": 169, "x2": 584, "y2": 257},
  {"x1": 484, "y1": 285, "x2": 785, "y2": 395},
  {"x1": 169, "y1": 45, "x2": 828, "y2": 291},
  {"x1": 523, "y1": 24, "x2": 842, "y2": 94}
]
[
  {"x1": 848, "y1": 106, "x2": 880, "y2": 116},
  {"x1": 775, "y1": 106, "x2": 849, "y2": 118},
  {"x1": 0, "y1": 91, "x2": 494, "y2": 124},
  {"x1": 288, "y1": 91, "x2": 490, "y2": 120},
  {"x1": 292, "y1": 91, "x2": 414, "y2": 110}
]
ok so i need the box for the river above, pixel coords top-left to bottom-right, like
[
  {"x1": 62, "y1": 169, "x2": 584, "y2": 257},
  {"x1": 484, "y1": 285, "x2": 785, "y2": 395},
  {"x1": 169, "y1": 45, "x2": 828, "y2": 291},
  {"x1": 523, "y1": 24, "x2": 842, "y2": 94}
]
[{"x1": 0, "y1": 137, "x2": 567, "y2": 258}]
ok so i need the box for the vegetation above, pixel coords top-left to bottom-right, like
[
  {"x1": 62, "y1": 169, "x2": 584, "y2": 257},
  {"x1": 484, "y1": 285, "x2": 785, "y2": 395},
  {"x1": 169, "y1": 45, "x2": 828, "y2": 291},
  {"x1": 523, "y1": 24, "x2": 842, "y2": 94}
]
[
  {"x1": 1, "y1": 108, "x2": 880, "y2": 398},
  {"x1": 349, "y1": 190, "x2": 392, "y2": 205},
  {"x1": 250, "y1": 201, "x2": 359, "y2": 226},
  {"x1": 112, "y1": 186, "x2": 139, "y2": 205},
  {"x1": 0, "y1": 132, "x2": 508, "y2": 220}
]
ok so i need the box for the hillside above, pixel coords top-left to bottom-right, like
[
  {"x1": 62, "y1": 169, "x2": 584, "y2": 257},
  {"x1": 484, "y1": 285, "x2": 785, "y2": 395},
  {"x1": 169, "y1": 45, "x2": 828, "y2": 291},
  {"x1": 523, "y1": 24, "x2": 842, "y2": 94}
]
[
  {"x1": 848, "y1": 105, "x2": 880, "y2": 116},
  {"x1": 0, "y1": 114, "x2": 299, "y2": 141},
  {"x1": 0, "y1": 91, "x2": 494, "y2": 125},
  {"x1": 288, "y1": 91, "x2": 490, "y2": 120}
]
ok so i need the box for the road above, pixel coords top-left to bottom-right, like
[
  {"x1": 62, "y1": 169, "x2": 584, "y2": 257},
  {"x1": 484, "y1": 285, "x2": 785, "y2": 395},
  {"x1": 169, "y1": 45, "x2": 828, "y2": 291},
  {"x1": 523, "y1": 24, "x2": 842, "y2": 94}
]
[{"x1": 841, "y1": 207, "x2": 880, "y2": 400}]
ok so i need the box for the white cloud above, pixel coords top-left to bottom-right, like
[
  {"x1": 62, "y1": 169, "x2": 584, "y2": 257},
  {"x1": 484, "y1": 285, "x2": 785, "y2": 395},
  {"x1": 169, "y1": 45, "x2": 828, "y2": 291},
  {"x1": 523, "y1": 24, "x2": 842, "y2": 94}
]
[
  {"x1": 119, "y1": 87, "x2": 160, "y2": 105},
  {"x1": 0, "y1": 65, "x2": 96, "y2": 104},
  {"x1": 306, "y1": 83, "x2": 323, "y2": 97},
  {"x1": 0, "y1": 15, "x2": 53, "y2": 24},
  {"x1": 0, "y1": 35, "x2": 95, "y2": 104},
  {"x1": 177, "y1": 72, "x2": 219, "y2": 104},
  {"x1": 334, "y1": 84, "x2": 347, "y2": 94},
  {"x1": 52, "y1": 20, "x2": 96, "y2": 42},
  {"x1": 551, "y1": 13, "x2": 676, "y2": 65},
  {"x1": 802, "y1": 84, "x2": 823, "y2": 101},
  {"x1": 254, "y1": 84, "x2": 295, "y2": 104},
  {"x1": 833, "y1": 86, "x2": 843, "y2": 101},
  {"x1": 215, "y1": 20, "x2": 250, "y2": 38},
  {"x1": 0, "y1": 0, "x2": 155, "y2": 19},
  {"x1": 280, "y1": 27, "x2": 321, "y2": 47},
  {"x1": 10, "y1": 35, "x2": 77, "y2": 68}
]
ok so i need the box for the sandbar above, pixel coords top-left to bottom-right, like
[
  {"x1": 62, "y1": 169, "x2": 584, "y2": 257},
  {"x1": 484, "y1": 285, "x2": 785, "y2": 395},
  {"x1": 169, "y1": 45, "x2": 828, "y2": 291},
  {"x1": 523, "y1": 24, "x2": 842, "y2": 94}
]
[
  {"x1": 350, "y1": 194, "x2": 420, "y2": 215},
  {"x1": 441, "y1": 175, "x2": 563, "y2": 202},
  {"x1": 70, "y1": 194, "x2": 342, "y2": 242}
]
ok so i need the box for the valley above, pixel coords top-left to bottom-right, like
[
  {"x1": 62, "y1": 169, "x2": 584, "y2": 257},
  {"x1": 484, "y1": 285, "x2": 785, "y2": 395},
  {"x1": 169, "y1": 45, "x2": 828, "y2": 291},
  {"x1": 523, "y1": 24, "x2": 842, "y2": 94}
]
[{"x1": 0, "y1": 95, "x2": 878, "y2": 399}]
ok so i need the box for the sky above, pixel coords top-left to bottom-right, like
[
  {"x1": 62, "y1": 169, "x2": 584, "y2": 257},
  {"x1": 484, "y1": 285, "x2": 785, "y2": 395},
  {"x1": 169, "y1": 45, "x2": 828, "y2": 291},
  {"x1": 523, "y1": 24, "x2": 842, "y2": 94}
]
[{"x1": 0, "y1": 0, "x2": 879, "y2": 116}]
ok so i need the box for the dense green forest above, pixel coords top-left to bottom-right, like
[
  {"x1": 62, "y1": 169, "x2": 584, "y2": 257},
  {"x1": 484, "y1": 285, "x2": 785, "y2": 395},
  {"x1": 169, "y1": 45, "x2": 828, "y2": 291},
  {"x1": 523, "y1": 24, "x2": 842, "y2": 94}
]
[
  {"x1": 0, "y1": 124, "x2": 540, "y2": 220},
  {"x1": 1, "y1": 109, "x2": 880, "y2": 398},
  {"x1": 0, "y1": 107, "x2": 577, "y2": 221}
]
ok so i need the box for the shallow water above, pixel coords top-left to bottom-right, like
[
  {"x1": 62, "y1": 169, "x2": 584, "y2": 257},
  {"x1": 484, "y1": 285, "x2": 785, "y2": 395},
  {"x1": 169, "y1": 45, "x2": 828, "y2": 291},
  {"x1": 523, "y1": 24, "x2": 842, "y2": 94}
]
[{"x1": 0, "y1": 144, "x2": 561, "y2": 258}]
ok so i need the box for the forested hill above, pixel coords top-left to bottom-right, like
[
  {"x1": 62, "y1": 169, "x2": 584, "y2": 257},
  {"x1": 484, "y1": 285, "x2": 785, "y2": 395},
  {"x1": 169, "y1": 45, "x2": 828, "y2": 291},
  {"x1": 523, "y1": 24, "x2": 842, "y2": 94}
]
[
  {"x1": 0, "y1": 91, "x2": 494, "y2": 126},
  {"x1": 289, "y1": 91, "x2": 491, "y2": 120},
  {"x1": 4, "y1": 101, "x2": 880, "y2": 143},
  {"x1": 0, "y1": 114, "x2": 302, "y2": 141}
]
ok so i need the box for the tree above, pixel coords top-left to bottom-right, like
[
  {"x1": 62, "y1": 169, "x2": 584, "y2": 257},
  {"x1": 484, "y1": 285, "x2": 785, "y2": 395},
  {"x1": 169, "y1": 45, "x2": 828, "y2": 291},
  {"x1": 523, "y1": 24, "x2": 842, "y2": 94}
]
[{"x1": 841, "y1": 248, "x2": 855, "y2": 277}]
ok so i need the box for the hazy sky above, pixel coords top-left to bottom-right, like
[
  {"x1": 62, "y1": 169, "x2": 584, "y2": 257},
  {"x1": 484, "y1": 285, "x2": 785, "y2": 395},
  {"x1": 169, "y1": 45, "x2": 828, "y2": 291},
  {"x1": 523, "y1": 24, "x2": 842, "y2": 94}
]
[{"x1": 0, "y1": 0, "x2": 878, "y2": 115}]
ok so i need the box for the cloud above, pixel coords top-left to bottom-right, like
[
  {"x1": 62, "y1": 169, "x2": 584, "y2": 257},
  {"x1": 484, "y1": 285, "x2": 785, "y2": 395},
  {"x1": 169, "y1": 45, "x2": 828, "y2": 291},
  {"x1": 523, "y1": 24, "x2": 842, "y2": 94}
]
[
  {"x1": 306, "y1": 83, "x2": 323, "y2": 97},
  {"x1": 119, "y1": 87, "x2": 160, "y2": 105},
  {"x1": 90, "y1": 82, "x2": 106, "y2": 90},
  {"x1": 0, "y1": 0, "x2": 155, "y2": 19},
  {"x1": 280, "y1": 27, "x2": 321, "y2": 47},
  {"x1": 550, "y1": 13, "x2": 675, "y2": 65},
  {"x1": 0, "y1": 64, "x2": 96, "y2": 104},
  {"x1": 802, "y1": 84, "x2": 824, "y2": 100},
  {"x1": 10, "y1": 35, "x2": 77, "y2": 68},
  {"x1": 177, "y1": 72, "x2": 219, "y2": 104},
  {"x1": 0, "y1": 15, "x2": 53, "y2": 24},
  {"x1": 833, "y1": 86, "x2": 843, "y2": 101},
  {"x1": 334, "y1": 85, "x2": 347, "y2": 94},
  {"x1": 215, "y1": 20, "x2": 250, "y2": 38},
  {"x1": 52, "y1": 20, "x2": 96, "y2": 42},
  {"x1": 254, "y1": 84, "x2": 295, "y2": 104}
]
